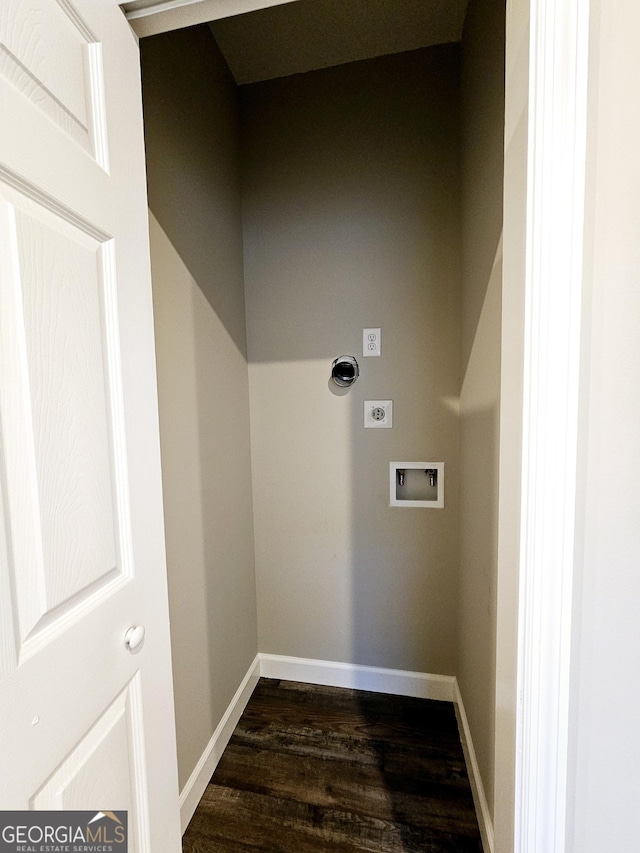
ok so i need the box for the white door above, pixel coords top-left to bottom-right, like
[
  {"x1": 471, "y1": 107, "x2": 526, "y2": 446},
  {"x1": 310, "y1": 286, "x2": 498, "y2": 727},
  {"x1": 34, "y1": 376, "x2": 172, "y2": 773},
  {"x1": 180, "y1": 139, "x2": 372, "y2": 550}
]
[{"x1": 0, "y1": 1, "x2": 181, "y2": 850}]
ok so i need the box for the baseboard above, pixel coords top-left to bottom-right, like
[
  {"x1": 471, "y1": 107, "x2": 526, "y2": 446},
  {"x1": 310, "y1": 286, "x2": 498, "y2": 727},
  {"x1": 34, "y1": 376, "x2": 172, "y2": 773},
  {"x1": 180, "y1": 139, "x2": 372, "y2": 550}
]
[
  {"x1": 453, "y1": 680, "x2": 495, "y2": 853},
  {"x1": 258, "y1": 653, "x2": 456, "y2": 702},
  {"x1": 179, "y1": 654, "x2": 260, "y2": 834}
]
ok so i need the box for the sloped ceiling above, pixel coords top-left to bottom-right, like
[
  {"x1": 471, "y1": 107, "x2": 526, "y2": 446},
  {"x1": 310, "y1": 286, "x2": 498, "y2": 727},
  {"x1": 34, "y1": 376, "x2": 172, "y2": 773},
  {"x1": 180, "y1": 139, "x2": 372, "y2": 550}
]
[{"x1": 209, "y1": 0, "x2": 468, "y2": 85}]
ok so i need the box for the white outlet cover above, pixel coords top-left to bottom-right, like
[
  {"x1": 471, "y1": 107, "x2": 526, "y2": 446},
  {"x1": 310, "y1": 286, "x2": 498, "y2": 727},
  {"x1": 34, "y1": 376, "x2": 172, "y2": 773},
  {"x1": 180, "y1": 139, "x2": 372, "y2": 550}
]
[
  {"x1": 364, "y1": 400, "x2": 392, "y2": 428},
  {"x1": 363, "y1": 328, "x2": 381, "y2": 357}
]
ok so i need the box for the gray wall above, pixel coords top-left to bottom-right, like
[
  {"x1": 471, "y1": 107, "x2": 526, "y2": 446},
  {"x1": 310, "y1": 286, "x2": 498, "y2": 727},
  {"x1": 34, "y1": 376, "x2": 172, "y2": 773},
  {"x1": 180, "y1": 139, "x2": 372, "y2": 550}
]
[
  {"x1": 140, "y1": 27, "x2": 258, "y2": 792},
  {"x1": 241, "y1": 47, "x2": 462, "y2": 673},
  {"x1": 458, "y1": 0, "x2": 505, "y2": 821}
]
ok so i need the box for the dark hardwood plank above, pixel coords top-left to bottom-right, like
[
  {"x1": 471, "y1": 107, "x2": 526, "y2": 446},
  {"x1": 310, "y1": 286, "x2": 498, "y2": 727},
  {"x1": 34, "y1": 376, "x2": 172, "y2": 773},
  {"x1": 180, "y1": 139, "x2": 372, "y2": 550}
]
[
  {"x1": 213, "y1": 743, "x2": 478, "y2": 829},
  {"x1": 183, "y1": 678, "x2": 483, "y2": 853}
]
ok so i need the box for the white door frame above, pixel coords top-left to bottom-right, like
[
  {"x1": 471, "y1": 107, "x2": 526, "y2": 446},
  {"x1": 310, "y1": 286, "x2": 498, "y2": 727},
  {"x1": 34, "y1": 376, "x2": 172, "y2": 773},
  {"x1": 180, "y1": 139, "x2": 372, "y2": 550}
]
[
  {"x1": 506, "y1": 0, "x2": 590, "y2": 851},
  {"x1": 119, "y1": 0, "x2": 592, "y2": 848},
  {"x1": 120, "y1": 0, "x2": 299, "y2": 38}
]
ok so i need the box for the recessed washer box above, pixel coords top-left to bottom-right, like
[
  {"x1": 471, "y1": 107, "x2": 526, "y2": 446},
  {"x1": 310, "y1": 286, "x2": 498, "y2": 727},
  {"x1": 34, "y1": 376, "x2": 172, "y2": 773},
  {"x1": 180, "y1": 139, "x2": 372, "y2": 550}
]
[{"x1": 390, "y1": 462, "x2": 444, "y2": 508}]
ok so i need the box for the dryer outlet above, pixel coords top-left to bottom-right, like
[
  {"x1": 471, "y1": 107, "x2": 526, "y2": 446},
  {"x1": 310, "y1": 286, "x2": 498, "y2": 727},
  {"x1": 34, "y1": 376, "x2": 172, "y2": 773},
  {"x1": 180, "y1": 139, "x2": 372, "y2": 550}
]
[{"x1": 364, "y1": 400, "x2": 393, "y2": 428}]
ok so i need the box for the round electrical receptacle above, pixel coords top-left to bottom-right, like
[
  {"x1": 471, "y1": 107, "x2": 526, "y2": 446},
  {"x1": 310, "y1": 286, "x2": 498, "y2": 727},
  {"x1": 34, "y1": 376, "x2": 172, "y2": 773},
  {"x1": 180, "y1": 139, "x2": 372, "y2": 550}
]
[{"x1": 371, "y1": 407, "x2": 386, "y2": 421}]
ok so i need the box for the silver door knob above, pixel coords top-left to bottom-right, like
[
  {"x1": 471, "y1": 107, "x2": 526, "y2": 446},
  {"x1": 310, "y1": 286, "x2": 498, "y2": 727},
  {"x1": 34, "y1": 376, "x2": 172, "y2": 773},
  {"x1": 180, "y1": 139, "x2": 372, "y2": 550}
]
[{"x1": 124, "y1": 625, "x2": 145, "y2": 651}]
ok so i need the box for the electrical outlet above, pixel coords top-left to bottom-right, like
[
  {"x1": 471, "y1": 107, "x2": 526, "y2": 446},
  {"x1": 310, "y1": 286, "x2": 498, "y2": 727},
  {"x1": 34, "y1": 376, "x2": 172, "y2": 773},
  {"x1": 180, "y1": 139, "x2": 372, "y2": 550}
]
[
  {"x1": 363, "y1": 328, "x2": 381, "y2": 357},
  {"x1": 364, "y1": 400, "x2": 393, "y2": 428}
]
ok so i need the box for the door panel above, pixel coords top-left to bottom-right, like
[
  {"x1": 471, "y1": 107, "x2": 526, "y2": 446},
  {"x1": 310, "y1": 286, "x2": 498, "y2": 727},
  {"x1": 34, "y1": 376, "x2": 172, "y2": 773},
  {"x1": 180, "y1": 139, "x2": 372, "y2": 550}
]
[
  {"x1": 0, "y1": 2, "x2": 181, "y2": 850},
  {"x1": 0, "y1": 181, "x2": 130, "y2": 661},
  {"x1": 0, "y1": 0, "x2": 108, "y2": 164},
  {"x1": 32, "y1": 675, "x2": 148, "y2": 845}
]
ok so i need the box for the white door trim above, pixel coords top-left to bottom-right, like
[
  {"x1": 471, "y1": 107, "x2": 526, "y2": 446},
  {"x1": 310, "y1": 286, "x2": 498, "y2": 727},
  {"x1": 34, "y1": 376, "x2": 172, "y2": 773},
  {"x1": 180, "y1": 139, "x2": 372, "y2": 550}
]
[
  {"x1": 119, "y1": 0, "x2": 300, "y2": 37},
  {"x1": 514, "y1": 0, "x2": 590, "y2": 850}
]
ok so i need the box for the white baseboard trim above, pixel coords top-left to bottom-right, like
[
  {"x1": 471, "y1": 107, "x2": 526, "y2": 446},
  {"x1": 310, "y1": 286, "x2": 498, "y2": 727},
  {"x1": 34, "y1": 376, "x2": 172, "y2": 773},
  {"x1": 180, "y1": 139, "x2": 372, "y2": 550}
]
[
  {"x1": 179, "y1": 654, "x2": 260, "y2": 834},
  {"x1": 453, "y1": 680, "x2": 495, "y2": 853},
  {"x1": 258, "y1": 653, "x2": 456, "y2": 702}
]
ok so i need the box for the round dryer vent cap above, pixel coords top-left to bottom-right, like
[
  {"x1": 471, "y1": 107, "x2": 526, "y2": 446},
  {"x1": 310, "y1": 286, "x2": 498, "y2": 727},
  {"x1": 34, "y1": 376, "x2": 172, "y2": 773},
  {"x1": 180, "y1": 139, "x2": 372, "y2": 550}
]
[{"x1": 331, "y1": 355, "x2": 360, "y2": 387}]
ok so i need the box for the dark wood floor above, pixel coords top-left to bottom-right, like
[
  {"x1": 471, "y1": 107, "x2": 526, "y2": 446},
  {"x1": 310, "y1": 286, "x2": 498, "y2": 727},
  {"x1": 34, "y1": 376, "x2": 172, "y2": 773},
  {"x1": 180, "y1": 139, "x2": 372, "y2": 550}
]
[{"x1": 183, "y1": 678, "x2": 482, "y2": 853}]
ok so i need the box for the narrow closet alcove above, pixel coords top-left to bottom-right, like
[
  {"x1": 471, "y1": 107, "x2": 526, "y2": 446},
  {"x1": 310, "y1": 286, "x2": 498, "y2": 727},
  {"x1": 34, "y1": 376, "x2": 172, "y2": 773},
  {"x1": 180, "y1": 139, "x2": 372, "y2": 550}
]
[{"x1": 138, "y1": 0, "x2": 505, "y2": 844}]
